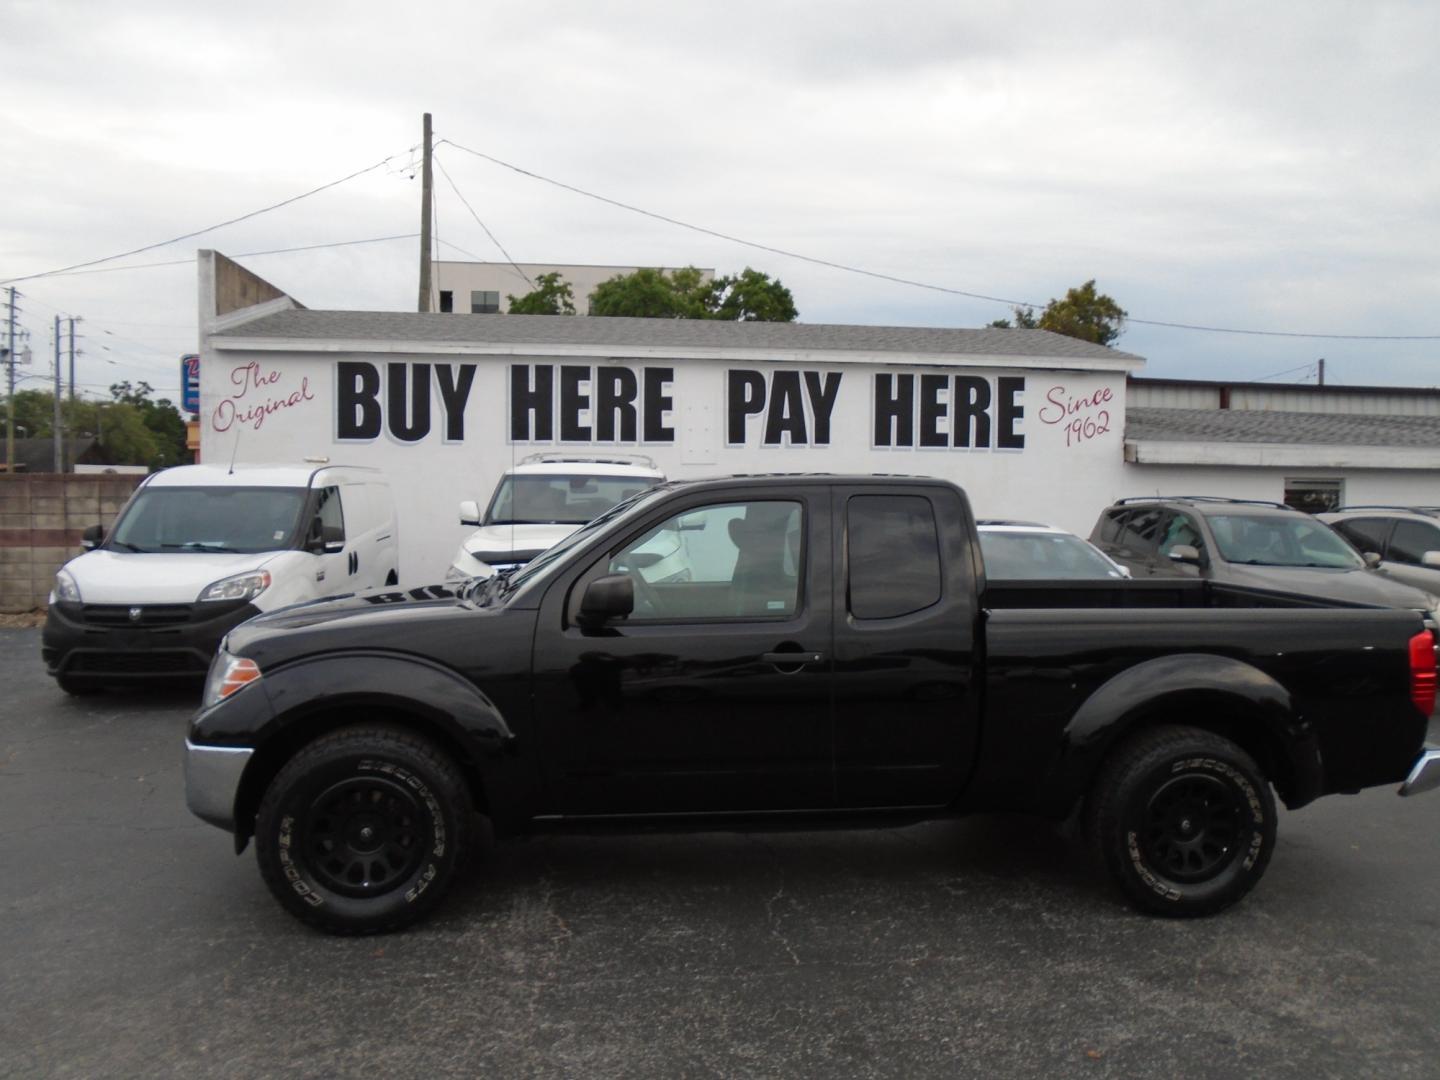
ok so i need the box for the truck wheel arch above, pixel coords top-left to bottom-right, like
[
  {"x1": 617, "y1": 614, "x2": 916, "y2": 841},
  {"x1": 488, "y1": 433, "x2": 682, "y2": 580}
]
[{"x1": 1058, "y1": 654, "x2": 1323, "y2": 811}]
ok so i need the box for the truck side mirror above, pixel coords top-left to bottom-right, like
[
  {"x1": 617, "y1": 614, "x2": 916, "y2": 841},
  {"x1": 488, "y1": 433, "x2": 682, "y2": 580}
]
[
  {"x1": 1422, "y1": 551, "x2": 1440, "y2": 569},
  {"x1": 1363, "y1": 551, "x2": 1383, "y2": 569},
  {"x1": 81, "y1": 524, "x2": 105, "y2": 550},
  {"x1": 459, "y1": 500, "x2": 481, "y2": 527},
  {"x1": 1167, "y1": 544, "x2": 1201, "y2": 565},
  {"x1": 578, "y1": 574, "x2": 634, "y2": 626}
]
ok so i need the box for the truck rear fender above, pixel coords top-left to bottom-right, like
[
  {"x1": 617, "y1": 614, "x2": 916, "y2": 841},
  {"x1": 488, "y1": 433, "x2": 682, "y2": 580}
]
[
  {"x1": 1055, "y1": 653, "x2": 1322, "y2": 812},
  {"x1": 228, "y1": 653, "x2": 516, "y2": 849}
]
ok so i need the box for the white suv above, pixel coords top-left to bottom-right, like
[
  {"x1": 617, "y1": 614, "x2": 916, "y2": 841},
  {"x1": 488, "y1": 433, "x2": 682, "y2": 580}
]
[{"x1": 446, "y1": 455, "x2": 665, "y2": 581}]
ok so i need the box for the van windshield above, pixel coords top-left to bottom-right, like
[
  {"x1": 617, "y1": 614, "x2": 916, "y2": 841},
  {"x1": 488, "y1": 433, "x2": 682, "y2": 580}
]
[
  {"x1": 485, "y1": 474, "x2": 660, "y2": 526},
  {"x1": 109, "y1": 487, "x2": 308, "y2": 554}
]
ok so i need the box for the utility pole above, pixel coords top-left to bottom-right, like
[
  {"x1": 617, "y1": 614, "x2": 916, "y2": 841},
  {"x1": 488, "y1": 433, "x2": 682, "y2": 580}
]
[
  {"x1": 417, "y1": 112, "x2": 434, "y2": 313},
  {"x1": 67, "y1": 317, "x2": 78, "y2": 401},
  {"x1": 4, "y1": 286, "x2": 16, "y2": 473},
  {"x1": 52, "y1": 316, "x2": 62, "y2": 473}
]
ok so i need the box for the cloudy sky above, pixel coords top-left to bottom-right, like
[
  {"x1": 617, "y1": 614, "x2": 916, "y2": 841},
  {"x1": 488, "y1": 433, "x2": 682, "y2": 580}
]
[{"x1": 2, "y1": 0, "x2": 1437, "y2": 406}]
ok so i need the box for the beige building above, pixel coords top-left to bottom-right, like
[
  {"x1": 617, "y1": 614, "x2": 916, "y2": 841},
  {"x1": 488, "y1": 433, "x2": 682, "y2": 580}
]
[{"x1": 432, "y1": 262, "x2": 714, "y2": 315}]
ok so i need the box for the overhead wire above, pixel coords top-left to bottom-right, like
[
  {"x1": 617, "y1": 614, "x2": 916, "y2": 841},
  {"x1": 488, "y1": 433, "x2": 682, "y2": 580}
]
[
  {"x1": 437, "y1": 137, "x2": 1440, "y2": 342},
  {"x1": 433, "y1": 149, "x2": 532, "y2": 289},
  {"x1": 21, "y1": 233, "x2": 420, "y2": 280},
  {"x1": 0, "y1": 147, "x2": 420, "y2": 286}
]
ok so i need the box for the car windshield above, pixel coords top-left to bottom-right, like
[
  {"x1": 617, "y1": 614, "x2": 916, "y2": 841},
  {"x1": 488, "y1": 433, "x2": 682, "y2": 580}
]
[
  {"x1": 980, "y1": 530, "x2": 1127, "y2": 580},
  {"x1": 109, "y1": 486, "x2": 308, "y2": 555},
  {"x1": 1208, "y1": 514, "x2": 1364, "y2": 569},
  {"x1": 485, "y1": 474, "x2": 661, "y2": 526}
]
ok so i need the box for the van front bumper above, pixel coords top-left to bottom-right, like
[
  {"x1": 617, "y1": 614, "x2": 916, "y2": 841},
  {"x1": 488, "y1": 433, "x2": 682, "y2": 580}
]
[{"x1": 42, "y1": 599, "x2": 260, "y2": 684}]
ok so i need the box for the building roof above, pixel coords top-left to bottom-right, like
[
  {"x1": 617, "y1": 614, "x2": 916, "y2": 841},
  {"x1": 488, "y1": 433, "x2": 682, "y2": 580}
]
[
  {"x1": 213, "y1": 309, "x2": 1144, "y2": 365},
  {"x1": 2, "y1": 438, "x2": 106, "y2": 473},
  {"x1": 1125, "y1": 407, "x2": 1440, "y2": 448}
]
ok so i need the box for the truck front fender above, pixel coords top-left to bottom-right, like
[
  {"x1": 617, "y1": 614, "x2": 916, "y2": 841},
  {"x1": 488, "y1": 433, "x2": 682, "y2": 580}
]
[{"x1": 1054, "y1": 653, "x2": 1323, "y2": 811}]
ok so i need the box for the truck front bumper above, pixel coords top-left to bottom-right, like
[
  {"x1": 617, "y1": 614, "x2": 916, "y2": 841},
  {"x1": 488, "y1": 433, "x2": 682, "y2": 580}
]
[
  {"x1": 184, "y1": 739, "x2": 253, "y2": 830},
  {"x1": 1399, "y1": 749, "x2": 1440, "y2": 797}
]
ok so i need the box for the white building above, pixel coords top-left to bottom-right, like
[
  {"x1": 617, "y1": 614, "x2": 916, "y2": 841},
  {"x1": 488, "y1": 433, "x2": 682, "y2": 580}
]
[
  {"x1": 432, "y1": 261, "x2": 714, "y2": 315},
  {"x1": 196, "y1": 251, "x2": 1440, "y2": 584}
]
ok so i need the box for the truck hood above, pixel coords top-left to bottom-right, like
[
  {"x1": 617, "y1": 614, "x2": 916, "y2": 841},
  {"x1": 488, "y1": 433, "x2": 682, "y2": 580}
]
[
  {"x1": 62, "y1": 549, "x2": 282, "y2": 604},
  {"x1": 1224, "y1": 563, "x2": 1440, "y2": 611},
  {"x1": 463, "y1": 523, "x2": 579, "y2": 560}
]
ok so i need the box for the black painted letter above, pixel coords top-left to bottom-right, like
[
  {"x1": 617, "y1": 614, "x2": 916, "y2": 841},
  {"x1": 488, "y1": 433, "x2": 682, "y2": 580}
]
[
  {"x1": 873, "y1": 373, "x2": 914, "y2": 447},
  {"x1": 727, "y1": 369, "x2": 766, "y2": 445},
  {"x1": 997, "y1": 376, "x2": 1025, "y2": 449},
  {"x1": 643, "y1": 367, "x2": 674, "y2": 442},
  {"x1": 560, "y1": 365, "x2": 593, "y2": 442},
  {"x1": 337, "y1": 361, "x2": 381, "y2": 440},
  {"x1": 510, "y1": 364, "x2": 553, "y2": 441},
  {"x1": 387, "y1": 363, "x2": 431, "y2": 443},
  {"x1": 436, "y1": 364, "x2": 476, "y2": 442},
  {"x1": 595, "y1": 368, "x2": 639, "y2": 442}
]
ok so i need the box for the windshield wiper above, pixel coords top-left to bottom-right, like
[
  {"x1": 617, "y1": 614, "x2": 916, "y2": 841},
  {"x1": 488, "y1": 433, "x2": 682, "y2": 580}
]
[
  {"x1": 108, "y1": 540, "x2": 147, "y2": 553},
  {"x1": 161, "y1": 542, "x2": 241, "y2": 553}
]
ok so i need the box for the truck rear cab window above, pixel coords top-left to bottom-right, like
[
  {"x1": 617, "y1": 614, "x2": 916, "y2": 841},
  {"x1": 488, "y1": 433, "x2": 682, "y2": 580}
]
[
  {"x1": 608, "y1": 500, "x2": 803, "y2": 620},
  {"x1": 1332, "y1": 517, "x2": 1391, "y2": 557},
  {"x1": 847, "y1": 495, "x2": 941, "y2": 619}
]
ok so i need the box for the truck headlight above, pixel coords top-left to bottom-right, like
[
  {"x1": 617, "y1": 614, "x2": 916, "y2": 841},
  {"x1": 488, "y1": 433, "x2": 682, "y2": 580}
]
[
  {"x1": 197, "y1": 569, "x2": 271, "y2": 604},
  {"x1": 53, "y1": 568, "x2": 81, "y2": 604},
  {"x1": 203, "y1": 650, "x2": 262, "y2": 708}
]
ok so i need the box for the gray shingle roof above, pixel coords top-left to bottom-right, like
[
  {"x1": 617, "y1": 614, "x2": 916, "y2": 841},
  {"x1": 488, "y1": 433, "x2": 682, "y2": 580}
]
[
  {"x1": 1126, "y1": 407, "x2": 1440, "y2": 448},
  {"x1": 215, "y1": 309, "x2": 1143, "y2": 362}
]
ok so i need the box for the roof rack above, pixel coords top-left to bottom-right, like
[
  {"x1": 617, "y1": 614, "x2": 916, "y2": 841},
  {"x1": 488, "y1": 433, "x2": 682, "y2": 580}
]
[
  {"x1": 976, "y1": 519, "x2": 1049, "y2": 528},
  {"x1": 1113, "y1": 495, "x2": 1297, "y2": 511},
  {"x1": 1331, "y1": 505, "x2": 1440, "y2": 516},
  {"x1": 517, "y1": 452, "x2": 660, "y2": 470}
]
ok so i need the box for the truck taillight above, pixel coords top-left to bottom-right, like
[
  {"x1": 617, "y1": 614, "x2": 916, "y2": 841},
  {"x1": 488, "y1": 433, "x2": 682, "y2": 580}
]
[{"x1": 1410, "y1": 631, "x2": 1436, "y2": 716}]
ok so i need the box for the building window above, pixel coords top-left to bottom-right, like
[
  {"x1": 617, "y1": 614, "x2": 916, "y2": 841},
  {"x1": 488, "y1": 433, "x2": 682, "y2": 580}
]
[
  {"x1": 470, "y1": 290, "x2": 500, "y2": 314},
  {"x1": 438, "y1": 290, "x2": 453, "y2": 313},
  {"x1": 1284, "y1": 477, "x2": 1343, "y2": 513}
]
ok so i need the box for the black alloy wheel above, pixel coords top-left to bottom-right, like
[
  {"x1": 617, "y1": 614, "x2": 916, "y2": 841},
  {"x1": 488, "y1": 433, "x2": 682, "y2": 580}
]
[
  {"x1": 255, "y1": 725, "x2": 472, "y2": 935},
  {"x1": 1087, "y1": 724, "x2": 1276, "y2": 917}
]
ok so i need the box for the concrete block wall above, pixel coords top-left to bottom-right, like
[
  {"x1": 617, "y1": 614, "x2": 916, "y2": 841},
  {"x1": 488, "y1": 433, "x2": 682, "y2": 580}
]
[{"x1": 0, "y1": 475, "x2": 143, "y2": 612}]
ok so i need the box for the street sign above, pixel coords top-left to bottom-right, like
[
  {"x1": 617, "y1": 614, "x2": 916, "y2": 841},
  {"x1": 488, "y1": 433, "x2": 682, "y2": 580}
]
[{"x1": 181, "y1": 354, "x2": 200, "y2": 415}]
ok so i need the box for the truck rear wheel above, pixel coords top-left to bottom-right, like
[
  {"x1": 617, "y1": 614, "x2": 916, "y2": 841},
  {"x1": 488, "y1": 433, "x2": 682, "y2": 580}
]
[
  {"x1": 255, "y1": 725, "x2": 471, "y2": 935},
  {"x1": 1086, "y1": 725, "x2": 1275, "y2": 917}
]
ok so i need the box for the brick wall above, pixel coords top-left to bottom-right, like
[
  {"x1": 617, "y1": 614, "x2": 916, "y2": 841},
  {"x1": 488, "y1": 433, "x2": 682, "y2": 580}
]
[{"x1": 0, "y1": 475, "x2": 144, "y2": 612}]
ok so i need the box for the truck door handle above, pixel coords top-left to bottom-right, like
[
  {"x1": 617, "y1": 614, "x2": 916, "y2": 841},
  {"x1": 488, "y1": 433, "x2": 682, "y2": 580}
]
[{"x1": 762, "y1": 652, "x2": 824, "y2": 666}]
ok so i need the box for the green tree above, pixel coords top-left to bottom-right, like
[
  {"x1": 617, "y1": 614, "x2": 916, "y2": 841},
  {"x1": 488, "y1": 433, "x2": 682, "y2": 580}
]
[
  {"x1": 108, "y1": 381, "x2": 188, "y2": 468},
  {"x1": 2, "y1": 389, "x2": 160, "y2": 466},
  {"x1": 990, "y1": 279, "x2": 1126, "y2": 346},
  {"x1": 506, "y1": 272, "x2": 577, "y2": 315},
  {"x1": 588, "y1": 266, "x2": 798, "y2": 321}
]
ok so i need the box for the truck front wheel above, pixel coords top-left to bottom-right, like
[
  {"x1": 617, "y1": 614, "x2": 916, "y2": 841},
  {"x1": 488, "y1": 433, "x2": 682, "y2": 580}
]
[
  {"x1": 255, "y1": 725, "x2": 472, "y2": 934},
  {"x1": 1087, "y1": 725, "x2": 1276, "y2": 917}
]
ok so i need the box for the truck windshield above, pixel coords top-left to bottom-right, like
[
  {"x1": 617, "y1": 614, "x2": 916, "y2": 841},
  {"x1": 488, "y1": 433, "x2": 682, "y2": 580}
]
[
  {"x1": 1208, "y1": 514, "x2": 1365, "y2": 569},
  {"x1": 485, "y1": 474, "x2": 660, "y2": 526},
  {"x1": 108, "y1": 487, "x2": 308, "y2": 555},
  {"x1": 506, "y1": 486, "x2": 669, "y2": 591}
]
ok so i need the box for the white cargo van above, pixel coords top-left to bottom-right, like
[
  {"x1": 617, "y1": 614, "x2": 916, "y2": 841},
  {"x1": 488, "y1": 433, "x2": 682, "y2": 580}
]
[
  {"x1": 446, "y1": 455, "x2": 665, "y2": 581},
  {"x1": 42, "y1": 463, "x2": 397, "y2": 693}
]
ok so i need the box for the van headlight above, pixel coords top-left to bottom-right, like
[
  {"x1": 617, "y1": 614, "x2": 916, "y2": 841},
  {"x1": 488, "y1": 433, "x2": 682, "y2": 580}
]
[
  {"x1": 53, "y1": 568, "x2": 81, "y2": 604},
  {"x1": 203, "y1": 650, "x2": 262, "y2": 708},
  {"x1": 197, "y1": 569, "x2": 271, "y2": 604}
]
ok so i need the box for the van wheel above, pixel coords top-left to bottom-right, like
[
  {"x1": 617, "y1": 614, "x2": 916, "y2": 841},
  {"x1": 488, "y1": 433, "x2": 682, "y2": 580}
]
[
  {"x1": 1086, "y1": 725, "x2": 1275, "y2": 917},
  {"x1": 255, "y1": 726, "x2": 472, "y2": 935}
]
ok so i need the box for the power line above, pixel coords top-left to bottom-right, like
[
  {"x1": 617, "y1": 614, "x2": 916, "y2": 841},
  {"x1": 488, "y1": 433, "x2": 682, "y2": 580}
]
[
  {"x1": 0, "y1": 148, "x2": 419, "y2": 286},
  {"x1": 433, "y1": 150, "x2": 532, "y2": 289},
  {"x1": 438, "y1": 138, "x2": 1440, "y2": 342}
]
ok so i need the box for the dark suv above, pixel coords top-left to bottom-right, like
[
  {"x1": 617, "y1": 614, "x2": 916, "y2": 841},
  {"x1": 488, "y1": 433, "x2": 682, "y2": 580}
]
[
  {"x1": 1318, "y1": 507, "x2": 1440, "y2": 595},
  {"x1": 1090, "y1": 496, "x2": 1440, "y2": 612}
]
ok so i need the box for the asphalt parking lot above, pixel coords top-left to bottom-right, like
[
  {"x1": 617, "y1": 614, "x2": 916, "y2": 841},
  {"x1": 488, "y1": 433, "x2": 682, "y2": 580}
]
[{"x1": 2, "y1": 625, "x2": 1439, "y2": 1079}]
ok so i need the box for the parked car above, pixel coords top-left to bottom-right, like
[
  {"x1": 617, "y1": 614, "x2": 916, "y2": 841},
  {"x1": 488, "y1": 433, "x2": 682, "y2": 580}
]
[
  {"x1": 43, "y1": 463, "x2": 398, "y2": 694},
  {"x1": 977, "y1": 520, "x2": 1130, "y2": 580},
  {"x1": 186, "y1": 475, "x2": 1439, "y2": 935},
  {"x1": 1089, "y1": 496, "x2": 1440, "y2": 615},
  {"x1": 1318, "y1": 506, "x2": 1440, "y2": 594},
  {"x1": 446, "y1": 454, "x2": 665, "y2": 581}
]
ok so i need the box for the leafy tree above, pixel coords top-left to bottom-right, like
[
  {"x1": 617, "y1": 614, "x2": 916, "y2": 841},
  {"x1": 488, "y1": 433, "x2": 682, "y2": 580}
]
[
  {"x1": 588, "y1": 266, "x2": 798, "y2": 322},
  {"x1": 506, "y1": 272, "x2": 576, "y2": 315},
  {"x1": 2, "y1": 383, "x2": 186, "y2": 469},
  {"x1": 990, "y1": 279, "x2": 1126, "y2": 346},
  {"x1": 108, "y1": 381, "x2": 188, "y2": 468}
]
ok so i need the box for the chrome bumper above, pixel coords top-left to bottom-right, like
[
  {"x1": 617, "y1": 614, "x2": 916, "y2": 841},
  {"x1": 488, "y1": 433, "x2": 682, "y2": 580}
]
[
  {"x1": 1399, "y1": 749, "x2": 1440, "y2": 797},
  {"x1": 184, "y1": 739, "x2": 253, "y2": 830}
]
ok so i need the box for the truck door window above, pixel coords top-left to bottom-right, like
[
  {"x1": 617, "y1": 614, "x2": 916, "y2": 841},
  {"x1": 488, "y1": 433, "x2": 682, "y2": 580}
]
[
  {"x1": 1332, "y1": 517, "x2": 1390, "y2": 557},
  {"x1": 1388, "y1": 520, "x2": 1440, "y2": 566},
  {"x1": 608, "y1": 500, "x2": 802, "y2": 620},
  {"x1": 847, "y1": 495, "x2": 941, "y2": 619},
  {"x1": 315, "y1": 487, "x2": 346, "y2": 545}
]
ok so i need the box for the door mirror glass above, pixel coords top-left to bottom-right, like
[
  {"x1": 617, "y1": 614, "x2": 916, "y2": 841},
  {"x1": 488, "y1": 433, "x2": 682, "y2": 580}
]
[
  {"x1": 459, "y1": 499, "x2": 481, "y2": 527},
  {"x1": 1421, "y1": 551, "x2": 1440, "y2": 569},
  {"x1": 81, "y1": 523, "x2": 105, "y2": 550},
  {"x1": 1363, "y1": 551, "x2": 1383, "y2": 569},
  {"x1": 1167, "y1": 543, "x2": 1201, "y2": 565},
  {"x1": 579, "y1": 573, "x2": 634, "y2": 624}
]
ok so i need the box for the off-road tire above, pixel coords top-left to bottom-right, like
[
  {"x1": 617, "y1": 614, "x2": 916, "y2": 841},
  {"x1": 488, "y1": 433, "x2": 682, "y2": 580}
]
[
  {"x1": 255, "y1": 725, "x2": 472, "y2": 935},
  {"x1": 1087, "y1": 724, "x2": 1276, "y2": 917}
]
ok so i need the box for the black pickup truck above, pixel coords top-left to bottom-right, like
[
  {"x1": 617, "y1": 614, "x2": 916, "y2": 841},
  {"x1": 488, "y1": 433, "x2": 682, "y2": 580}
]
[{"x1": 185, "y1": 476, "x2": 1440, "y2": 934}]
